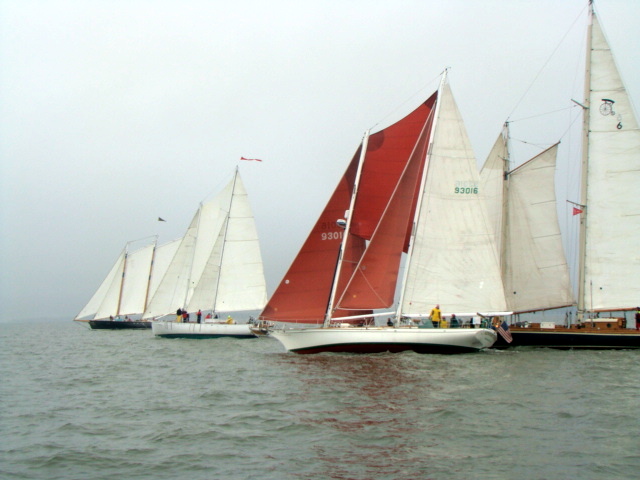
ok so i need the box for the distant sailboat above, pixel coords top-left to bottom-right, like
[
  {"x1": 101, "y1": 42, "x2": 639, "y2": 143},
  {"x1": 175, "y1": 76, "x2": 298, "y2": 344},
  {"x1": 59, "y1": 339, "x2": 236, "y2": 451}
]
[
  {"x1": 490, "y1": 2, "x2": 640, "y2": 348},
  {"x1": 258, "y1": 72, "x2": 507, "y2": 354},
  {"x1": 74, "y1": 238, "x2": 180, "y2": 329},
  {"x1": 150, "y1": 167, "x2": 268, "y2": 338}
]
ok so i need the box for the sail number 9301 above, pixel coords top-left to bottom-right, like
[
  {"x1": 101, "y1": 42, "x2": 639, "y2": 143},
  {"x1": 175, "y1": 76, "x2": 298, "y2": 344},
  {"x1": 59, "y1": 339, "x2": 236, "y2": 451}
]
[
  {"x1": 454, "y1": 181, "x2": 478, "y2": 195},
  {"x1": 321, "y1": 231, "x2": 343, "y2": 241}
]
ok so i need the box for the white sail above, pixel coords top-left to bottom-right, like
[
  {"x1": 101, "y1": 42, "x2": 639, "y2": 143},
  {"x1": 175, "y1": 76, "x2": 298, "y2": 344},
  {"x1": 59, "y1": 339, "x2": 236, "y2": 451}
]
[
  {"x1": 212, "y1": 174, "x2": 267, "y2": 311},
  {"x1": 143, "y1": 210, "x2": 200, "y2": 318},
  {"x1": 401, "y1": 82, "x2": 507, "y2": 315},
  {"x1": 118, "y1": 243, "x2": 155, "y2": 315},
  {"x1": 186, "y1": 172, "x2": 267, "y2": 312},
  {"x1": 75, "y1": 249, "x2": 126, "y2": 320},
  {"x1": 147, "y1": 239, "x2": 181, "y2": 302},
  {"x1": 504, "y1": 145, "x2": 573, "y2": 311},
  {"x1": 144, "y1": 169, "x2": 267, "y2": 318},
  {"x1": 580, "y1": 13, "x2": 640, "y2": 312}
]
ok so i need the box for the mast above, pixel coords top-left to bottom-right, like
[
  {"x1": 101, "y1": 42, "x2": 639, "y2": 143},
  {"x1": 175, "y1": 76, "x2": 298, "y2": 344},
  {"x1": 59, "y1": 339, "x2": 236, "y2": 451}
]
[
  {"x1": 115, "y1": 244, "x2": 129, "y2": 317},
  {"x1": 324, "y1": 131, "x2": 370, "y2": 327},
  {"x1": 500, "y1": 122, "x2": 511, "y2": 280},
  {"x1": 211, "y1": 167, "x2": 239, "y2": 312},
  {"x1": 142, "y1": 236, "x2": 159, "y2": 314},
  {"x1": 577, "y1": 2, "x2": 593, "y2": 319},
  {"x1": 396, "y1": 70, "x2": 446, "y2": 320}
]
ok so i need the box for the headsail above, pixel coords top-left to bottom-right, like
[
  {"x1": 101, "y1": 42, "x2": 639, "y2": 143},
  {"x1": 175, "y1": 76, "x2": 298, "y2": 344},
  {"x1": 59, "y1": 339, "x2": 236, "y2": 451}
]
[{"x1": 400, "y1": 81, "x2": 507, "y2": 315}]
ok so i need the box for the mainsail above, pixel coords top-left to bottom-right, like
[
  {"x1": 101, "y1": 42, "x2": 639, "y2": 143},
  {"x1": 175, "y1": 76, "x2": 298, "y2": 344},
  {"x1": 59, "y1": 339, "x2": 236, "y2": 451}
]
[
  {"x1": 578, "y1": 9, "x2": 640, "y2": 313},
  {"x1": 480, "y1": 128, "x2": 574, "y2": 313},
  {"x1": 143, "y1": 169, "x2": 267, "y2": 318}
]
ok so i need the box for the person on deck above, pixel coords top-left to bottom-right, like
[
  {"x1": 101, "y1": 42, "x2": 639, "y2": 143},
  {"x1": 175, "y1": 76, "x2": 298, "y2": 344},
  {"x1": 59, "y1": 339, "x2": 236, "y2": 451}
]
[
  {"x1": 226, "y1": 315, "x2": 235, "y2": 324},
  {"x1": 635, "y1": 307, "x2": 640, "y2": 330},
  {"x1": 430, "y1": 305, "x2": 442, "y2": 328},
  {"x1": 197, "y1": 310, "x2": 202, "y2": 324}
]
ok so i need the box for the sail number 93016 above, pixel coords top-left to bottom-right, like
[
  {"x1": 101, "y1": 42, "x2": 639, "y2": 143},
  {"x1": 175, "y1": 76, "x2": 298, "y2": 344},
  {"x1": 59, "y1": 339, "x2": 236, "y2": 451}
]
[{"x1": 454, "y1": 181, "x2": 478, "y2": 195}]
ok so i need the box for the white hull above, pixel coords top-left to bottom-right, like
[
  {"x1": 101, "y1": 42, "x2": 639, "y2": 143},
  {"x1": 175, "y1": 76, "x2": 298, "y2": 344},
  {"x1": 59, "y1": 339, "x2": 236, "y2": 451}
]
[
  {"x1": 269, "y1": 326, "x2": 497, "y2": 354},
  {"x1": 152, "y1": 321, "x2": 257, "y2": 338}
]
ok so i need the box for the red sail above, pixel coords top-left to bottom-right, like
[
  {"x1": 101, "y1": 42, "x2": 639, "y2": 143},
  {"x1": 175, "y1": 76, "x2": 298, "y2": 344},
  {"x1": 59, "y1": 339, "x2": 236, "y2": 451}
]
[
  {"x1": 350, "y1": 93, "x2": 437, "y2": 249},
  {"x1": 337, "y1": 103, "x2": 434, "y2": 309},
  {"x1": 260, "y1": 150, "x2": 368, "y2": 323}
]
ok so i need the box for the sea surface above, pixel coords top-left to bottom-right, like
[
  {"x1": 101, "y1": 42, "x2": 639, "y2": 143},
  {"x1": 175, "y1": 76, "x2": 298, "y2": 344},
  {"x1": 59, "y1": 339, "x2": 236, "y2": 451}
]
[{"x1": 1, "y1": 320, "x2": 638, "y2": 480}]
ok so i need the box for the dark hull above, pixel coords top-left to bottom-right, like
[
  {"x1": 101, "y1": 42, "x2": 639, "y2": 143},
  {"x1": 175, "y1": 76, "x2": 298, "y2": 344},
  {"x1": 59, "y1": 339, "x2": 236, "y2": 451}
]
[
  {"x1": 88, "y1": 320, "x2": 151, "y2": 330},
  {"x1": 494, "y1": 329, "x2": 640, "y2": 349}
]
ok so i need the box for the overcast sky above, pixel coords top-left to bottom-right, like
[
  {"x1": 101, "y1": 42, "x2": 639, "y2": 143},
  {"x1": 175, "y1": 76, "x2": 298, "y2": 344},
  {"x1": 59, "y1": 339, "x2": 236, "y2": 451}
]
[{"x1": 1, "y1": 0, "x2": 638, "y2": 322}]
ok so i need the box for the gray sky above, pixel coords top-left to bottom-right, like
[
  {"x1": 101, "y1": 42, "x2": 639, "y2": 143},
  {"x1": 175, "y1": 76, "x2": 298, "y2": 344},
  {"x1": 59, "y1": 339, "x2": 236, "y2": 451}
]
[{"x1": 1, "y1": 0, "x2": 638, "y2": 321}]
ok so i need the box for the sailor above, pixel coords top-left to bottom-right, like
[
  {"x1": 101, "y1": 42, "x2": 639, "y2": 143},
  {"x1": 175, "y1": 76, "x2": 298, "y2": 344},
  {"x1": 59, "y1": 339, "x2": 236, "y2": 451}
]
[
  {"x1": 635, "y1": 307, "x2": 640, "y2": 331},
  {"x1": 226, "y1": 315, "x2": 234, "y2": 324},
  {"x1": 387, "y1": 318, "x2": 393, "y2": 327},
  {"x1": 430, "y1": 305, "x2": 442, "y2": 328},
  {"x1": 197, "y1": 310, "x2": 202, "y2": 324}
]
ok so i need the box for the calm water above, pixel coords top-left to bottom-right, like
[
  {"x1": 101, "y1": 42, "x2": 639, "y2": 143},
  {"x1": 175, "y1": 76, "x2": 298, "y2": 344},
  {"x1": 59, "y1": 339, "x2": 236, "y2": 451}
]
[{"x1": 1, "y1": 321, "x2": 638, "y2": 480}]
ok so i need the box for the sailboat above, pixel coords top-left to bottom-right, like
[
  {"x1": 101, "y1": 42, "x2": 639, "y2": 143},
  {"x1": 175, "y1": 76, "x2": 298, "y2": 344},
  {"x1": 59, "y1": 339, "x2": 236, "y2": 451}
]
[
  {"x1": 74, "y1": 238, "x2": 181, "y2": 329},
  {"x1": 149, "y1": 167, "x2": 268, "y2": 338},
  {"x1": 488, "y1": 2, "x2": 640, "y2": 349},
  {"x1": 257, "y1": 72, "x2": 508, "y2": 354}
]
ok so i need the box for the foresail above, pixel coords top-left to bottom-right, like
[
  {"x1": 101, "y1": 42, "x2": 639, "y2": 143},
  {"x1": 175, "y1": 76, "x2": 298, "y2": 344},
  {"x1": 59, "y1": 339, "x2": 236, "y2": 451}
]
[
  {"x1": 118, "y1": 243, "x2": 155, "y2": 316},
  {"x1": 401, "y1": 82, "x2": 507, "y2": 314},
  {"x1": 147, "y1": 239, "x2": 181, "y2": 302},
  {"x1": 94, "y1": 250, "x2": 127, "y2": 319},
  {"x1": 581, "y1": 13, "x2": 640, "y2": 311},
  {"x1": 479, "y1": 129, "x2": 508, "y2": 260},
  {"x1": 143, "y1": 207, "x2": 201, "y2": 319},
  {"x1": 75, "y1": 249, "x2": 126, "y2": 320},
  {"x1": 503, "y1": 144, "x2": 574, "y2": 312}
]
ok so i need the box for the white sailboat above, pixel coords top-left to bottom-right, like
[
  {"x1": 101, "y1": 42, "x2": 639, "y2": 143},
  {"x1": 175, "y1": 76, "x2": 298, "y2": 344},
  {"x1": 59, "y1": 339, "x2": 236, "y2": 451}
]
[
  {"x1": 74, "y1": 238, "x2": 180, "y2": 329},
  {"x1": 488, "y1": 2, "x2": 640, "y2": 348},
  {"x1": 149, "y1": 168, "x2": 268, "y2": 338},
  {"x1": 259, "y1": 72, "x2": 507, "y2": 354}
]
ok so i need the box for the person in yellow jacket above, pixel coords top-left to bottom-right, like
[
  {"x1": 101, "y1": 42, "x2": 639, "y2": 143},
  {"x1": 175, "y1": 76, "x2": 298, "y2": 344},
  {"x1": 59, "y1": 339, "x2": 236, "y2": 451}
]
[
  {"x1": 226, "y1": 315, "x2": 235, "y2": 324},
  {"x1": 430, "y1": 305, "x2": 442, "y2": 328}
]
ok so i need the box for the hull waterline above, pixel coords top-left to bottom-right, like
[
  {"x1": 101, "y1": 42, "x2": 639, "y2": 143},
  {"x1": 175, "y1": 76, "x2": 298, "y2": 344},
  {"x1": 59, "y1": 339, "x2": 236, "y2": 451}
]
[
  {"x1": 269, "y1": 326, "x2": 497, "y2": 354},
  {"x1": 152, "y1": 321, "x2": 257, "y2": 339},
  {"x1": 79, "y1": 320, "x2": 151, "y2": 330}
]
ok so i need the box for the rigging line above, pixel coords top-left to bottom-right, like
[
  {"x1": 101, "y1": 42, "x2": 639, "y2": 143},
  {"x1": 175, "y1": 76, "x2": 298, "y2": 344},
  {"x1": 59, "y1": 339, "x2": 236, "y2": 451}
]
[
  {"x1": 509, "y1": 105, "x2": 576, "y2": 123},
  {"x1": 369, "y1": 71, "x2": 442, "y2": 132},
  {"x1": 507, "y1": 4, "x2": 588, "y2": 121}
]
